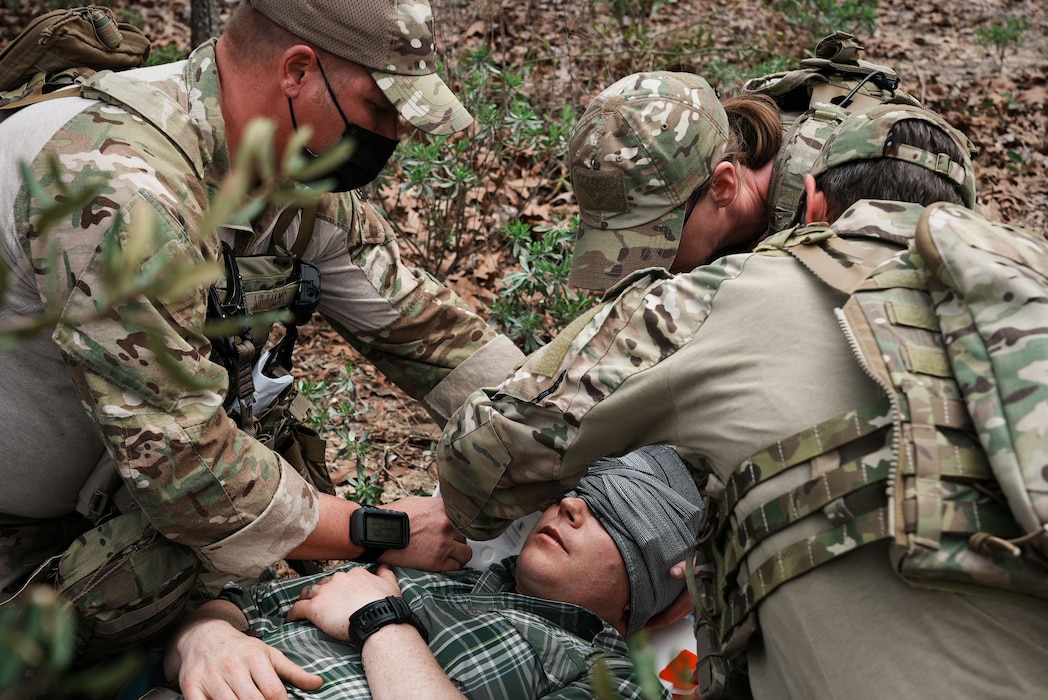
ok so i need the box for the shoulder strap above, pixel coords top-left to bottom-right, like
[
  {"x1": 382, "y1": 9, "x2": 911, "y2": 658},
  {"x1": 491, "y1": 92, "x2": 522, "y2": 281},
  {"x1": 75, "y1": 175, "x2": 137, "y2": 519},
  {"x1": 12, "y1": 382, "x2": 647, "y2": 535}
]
[
  {"x1": 269, "y1": 203, "x2": 318, "y2": 259},
  {"x1": 765, "y1": 223, "x2": 906, "y2": 295}
]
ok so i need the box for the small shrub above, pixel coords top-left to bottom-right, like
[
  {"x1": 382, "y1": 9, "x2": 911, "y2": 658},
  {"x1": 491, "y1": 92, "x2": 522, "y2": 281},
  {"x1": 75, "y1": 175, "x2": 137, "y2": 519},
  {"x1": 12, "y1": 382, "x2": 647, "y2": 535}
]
[
  {"x1": 373, "y1": 45, "x2": 576, "y2": 282},
  {"x1": 975, "y1": 16, "x2": 1030, "y2": 65},
  {"x1": 488, "y1": 218, "x2": 596, "y2": 353},
  {"x1": 769, "y1": 0, "x2": 878, "y2": 51},
  {"x1": 145, "y1": 42, "x2": 189, "y2": 66}
]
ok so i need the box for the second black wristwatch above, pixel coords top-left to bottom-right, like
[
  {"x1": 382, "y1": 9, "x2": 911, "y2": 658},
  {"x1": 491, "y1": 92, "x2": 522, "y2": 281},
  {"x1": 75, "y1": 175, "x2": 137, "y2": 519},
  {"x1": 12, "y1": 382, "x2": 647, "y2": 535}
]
[
  {"x1": 350, "y1": 505, "x2": 410, "y2": 563},
  {"x1": 348, "y1": 595, "x2": 429, "y2": 647}
]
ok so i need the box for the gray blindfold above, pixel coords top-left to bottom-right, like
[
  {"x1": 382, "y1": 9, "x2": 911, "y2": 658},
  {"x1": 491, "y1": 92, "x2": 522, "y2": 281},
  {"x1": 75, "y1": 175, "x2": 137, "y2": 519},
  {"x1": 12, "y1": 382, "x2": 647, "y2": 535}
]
[{"x1": 568, "y1": 445, "x2": 702, "y2": 635}]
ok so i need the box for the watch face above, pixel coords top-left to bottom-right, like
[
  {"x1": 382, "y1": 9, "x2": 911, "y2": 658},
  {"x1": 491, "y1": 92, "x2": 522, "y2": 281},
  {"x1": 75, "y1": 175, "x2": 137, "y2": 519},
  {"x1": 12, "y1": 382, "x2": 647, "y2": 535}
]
[{"x1": 365, "y1": 513, "x2": 407, "y2": 546}]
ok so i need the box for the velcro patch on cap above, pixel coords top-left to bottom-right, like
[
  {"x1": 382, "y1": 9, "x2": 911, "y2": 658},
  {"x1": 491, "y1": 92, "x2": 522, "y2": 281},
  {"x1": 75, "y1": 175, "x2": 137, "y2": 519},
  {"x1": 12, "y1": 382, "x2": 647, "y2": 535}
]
[{"x1": 572, "y1": 166, "x2": 630, "y2": 214}]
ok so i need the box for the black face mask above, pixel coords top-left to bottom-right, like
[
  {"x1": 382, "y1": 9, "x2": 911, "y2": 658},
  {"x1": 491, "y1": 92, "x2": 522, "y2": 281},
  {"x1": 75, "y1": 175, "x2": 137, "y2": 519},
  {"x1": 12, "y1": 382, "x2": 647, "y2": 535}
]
[{"x1": 288, "y1": 58, "x2": 398, "y2": 192}]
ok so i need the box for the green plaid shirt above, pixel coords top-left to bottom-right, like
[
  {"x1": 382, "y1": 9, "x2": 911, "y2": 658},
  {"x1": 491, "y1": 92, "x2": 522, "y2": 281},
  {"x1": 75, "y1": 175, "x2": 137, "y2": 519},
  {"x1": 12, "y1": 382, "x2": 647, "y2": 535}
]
[{"x1": 212, "y1": 559, "x2": 661, "y2": 699}]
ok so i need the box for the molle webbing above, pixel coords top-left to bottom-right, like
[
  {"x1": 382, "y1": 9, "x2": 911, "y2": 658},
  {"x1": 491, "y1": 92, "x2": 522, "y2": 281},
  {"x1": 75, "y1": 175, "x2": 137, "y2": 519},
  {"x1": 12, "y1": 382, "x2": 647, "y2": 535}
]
[
  {"x1": 716, "y1": 398, "x2": 894, "y2": 649},
  {"x1": 711, "y1": 228, "x2": 1035, "y2": 655},
  {"x1": 224, "y1": 254, "x2": 300, "y2": 316}
]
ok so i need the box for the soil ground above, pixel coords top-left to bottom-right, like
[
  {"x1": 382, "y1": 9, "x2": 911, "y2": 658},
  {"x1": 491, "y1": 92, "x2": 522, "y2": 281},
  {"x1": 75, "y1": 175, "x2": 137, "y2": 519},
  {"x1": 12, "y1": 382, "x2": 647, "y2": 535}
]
[{"x1": 2, "y1": 0, "x2": 1045, "y2": 505}]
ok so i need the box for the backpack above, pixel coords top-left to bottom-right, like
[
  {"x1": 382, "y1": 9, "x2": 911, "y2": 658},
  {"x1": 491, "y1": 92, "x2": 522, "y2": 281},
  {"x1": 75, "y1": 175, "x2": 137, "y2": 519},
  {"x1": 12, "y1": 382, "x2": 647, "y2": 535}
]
[
  {"x1": 744, "y1": 31, "x2": 925, "y2": 231},
  {"x1": 0, "y1": 5, "x2": 149, "y2": 112},
  {"x1": 763, "y1": 202, "x2": 1048, "y2": 602},
  {"x1": 916, "y1": 202, "x2": 1048, "y2": 561}
]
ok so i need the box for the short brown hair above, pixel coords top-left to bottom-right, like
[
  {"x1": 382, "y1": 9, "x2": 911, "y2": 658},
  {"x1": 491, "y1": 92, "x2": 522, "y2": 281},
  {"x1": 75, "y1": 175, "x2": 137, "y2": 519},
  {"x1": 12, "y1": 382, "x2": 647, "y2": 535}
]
[{"x1": 816, "y1": 118, "x2": 969, "y2": 221}]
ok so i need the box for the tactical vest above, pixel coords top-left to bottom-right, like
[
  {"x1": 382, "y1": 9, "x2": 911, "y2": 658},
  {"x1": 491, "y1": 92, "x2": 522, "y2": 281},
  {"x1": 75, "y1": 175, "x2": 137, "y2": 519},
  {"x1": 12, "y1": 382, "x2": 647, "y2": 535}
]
[
  {"x1": 692, "y1": 219, "x2": 1048, "y2": 697},
  {"x1": 70, "y1": 69, "x2": 332, "y2": 513},
  {"x1": 744, "y1": 32, "x2": 925, "y2": 231}
]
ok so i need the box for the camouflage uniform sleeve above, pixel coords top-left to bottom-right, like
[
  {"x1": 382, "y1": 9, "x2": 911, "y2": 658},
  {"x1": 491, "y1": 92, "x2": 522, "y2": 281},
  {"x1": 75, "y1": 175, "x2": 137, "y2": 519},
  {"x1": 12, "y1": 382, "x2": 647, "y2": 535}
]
[
  {"x1": 35, "y1": 106, "x2": 318, "y2": 577},
  {"x1": 436, "y1": 263, "x2": 739, "y2": 539},
  {"x1": 308, "y1": 194, "x2": 524, "y2": 426}
]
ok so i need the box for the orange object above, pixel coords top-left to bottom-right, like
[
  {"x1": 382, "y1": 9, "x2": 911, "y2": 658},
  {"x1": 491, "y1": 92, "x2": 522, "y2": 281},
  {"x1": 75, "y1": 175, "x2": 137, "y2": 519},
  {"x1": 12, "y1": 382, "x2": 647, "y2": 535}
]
[{"x1": 658, "y1": 648, "x2": 698, "y2": 691}]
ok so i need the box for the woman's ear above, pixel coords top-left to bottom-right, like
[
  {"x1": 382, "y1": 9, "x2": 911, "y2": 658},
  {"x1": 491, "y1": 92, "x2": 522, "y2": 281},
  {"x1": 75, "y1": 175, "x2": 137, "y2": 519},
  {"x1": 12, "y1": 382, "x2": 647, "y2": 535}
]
[
  {"x1": 803, "y1": 173, "x2": 829, "y2": 224},
  {"x1": 708, "y1": 160, "x2": 739, "y2": 208}
]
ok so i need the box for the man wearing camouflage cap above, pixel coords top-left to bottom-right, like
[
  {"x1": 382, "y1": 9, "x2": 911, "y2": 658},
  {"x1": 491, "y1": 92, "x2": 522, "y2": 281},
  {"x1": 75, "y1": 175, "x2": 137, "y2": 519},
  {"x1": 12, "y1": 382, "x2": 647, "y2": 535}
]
[
  {"x1": 437, "y1": 104, "x2": 1048, "y2": 697},
  {"x1": 0, "y1": 0, "x2": 525, "y2": 603},
  {"x1": 567, "y1": 70, "x2": 781, "y2": 293}
]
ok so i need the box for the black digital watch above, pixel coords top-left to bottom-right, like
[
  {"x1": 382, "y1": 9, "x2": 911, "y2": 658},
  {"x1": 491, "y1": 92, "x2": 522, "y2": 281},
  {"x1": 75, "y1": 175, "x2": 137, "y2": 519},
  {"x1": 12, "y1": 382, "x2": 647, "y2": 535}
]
[
  {"x1": 348, "y1": 595, "x2": 429, "y2": 647},
  {"x1": 350, "y1": 505, "x2": 410, "y2": 563}
]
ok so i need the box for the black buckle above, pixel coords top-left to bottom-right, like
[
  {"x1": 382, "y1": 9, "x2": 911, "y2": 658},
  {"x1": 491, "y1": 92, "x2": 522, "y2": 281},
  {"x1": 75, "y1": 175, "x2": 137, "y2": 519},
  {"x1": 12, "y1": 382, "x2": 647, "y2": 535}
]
[{"x1": 289, "y1": 260, "x2": 321, "y2": 326}]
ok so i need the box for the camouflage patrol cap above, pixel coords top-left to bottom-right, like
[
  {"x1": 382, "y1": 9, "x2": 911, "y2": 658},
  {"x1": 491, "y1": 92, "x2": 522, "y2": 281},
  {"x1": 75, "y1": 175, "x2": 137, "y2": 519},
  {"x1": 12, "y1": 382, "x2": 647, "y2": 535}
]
[
  {"x1": 809, "y1": 103, "x2": 977, "y2": 208},
  {"x1": 568, "y1": 71, "x2": 729, "y2": 291},
  {"x1": 248, "y1": 0, "x2": 472, "y2": 134}
]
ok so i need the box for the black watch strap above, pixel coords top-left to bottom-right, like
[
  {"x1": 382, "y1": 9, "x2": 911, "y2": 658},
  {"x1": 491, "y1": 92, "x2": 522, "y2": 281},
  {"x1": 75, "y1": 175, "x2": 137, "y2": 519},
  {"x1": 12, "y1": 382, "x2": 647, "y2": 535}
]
[
  {"x1": 355, "y1": 548, "x2": 385, "y2": 563},
  {"x1": 348, "y1": 596, "x2": 429, "y2": 647}
]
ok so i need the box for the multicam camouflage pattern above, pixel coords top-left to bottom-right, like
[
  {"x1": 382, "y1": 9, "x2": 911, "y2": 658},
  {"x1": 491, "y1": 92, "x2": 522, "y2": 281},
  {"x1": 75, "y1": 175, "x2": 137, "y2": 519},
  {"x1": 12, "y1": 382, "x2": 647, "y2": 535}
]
[
  {"x1": 568, "y1": 71, "x2": 729, "y2": 291},
  {"x1": 55, "y1": 509, "x2": 202, "y2": 660},
  {"x1": 437, "y1": 197, "x2": 1048, "y2": 698},
  {"x1": 809, "y1": 103, "x2": 977, "y2": 208},
  {"x1": 745, "y1": 31, "x2": 927, "y2": 231},
  {"x1": 249, "y1": 0, "x2": 471, "y2": 134},
  {"x1": 916, "y1": 202, "x2": 1048, "y2": 560},
  {"x1": 2, "y1": 41, "x2": 514, "y2": 578},
  {"x1": 701, "y1": 205, "x2": 1048, "y2": 662},
  {"x1": 437, "y1": 255, "x2": 750, "y2": 538},
  {"x1": 760, "y1": 103, "x2": 847, "y2": 229}
]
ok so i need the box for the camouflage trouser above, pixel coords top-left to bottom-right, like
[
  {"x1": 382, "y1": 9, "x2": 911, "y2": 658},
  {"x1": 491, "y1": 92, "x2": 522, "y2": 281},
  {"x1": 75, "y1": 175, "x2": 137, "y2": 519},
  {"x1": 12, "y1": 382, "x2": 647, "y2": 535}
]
[{"x1": 0, "y1": 512, "x2": 91, "y2": 602}]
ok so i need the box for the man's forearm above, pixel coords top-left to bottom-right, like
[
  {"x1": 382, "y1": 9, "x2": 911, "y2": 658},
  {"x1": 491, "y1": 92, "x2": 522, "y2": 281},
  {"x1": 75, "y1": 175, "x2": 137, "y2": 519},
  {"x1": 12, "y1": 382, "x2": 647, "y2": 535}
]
[{"x1": 360, "y1": 623, "x2": 466, "y2": 700}]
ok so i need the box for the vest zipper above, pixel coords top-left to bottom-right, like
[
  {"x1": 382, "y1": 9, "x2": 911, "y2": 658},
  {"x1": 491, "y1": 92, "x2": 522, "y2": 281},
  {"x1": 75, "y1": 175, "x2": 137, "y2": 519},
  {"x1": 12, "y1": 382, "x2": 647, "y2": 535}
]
[{"x1": 833, "y1": 307, "x2": 902, "y2": 539}]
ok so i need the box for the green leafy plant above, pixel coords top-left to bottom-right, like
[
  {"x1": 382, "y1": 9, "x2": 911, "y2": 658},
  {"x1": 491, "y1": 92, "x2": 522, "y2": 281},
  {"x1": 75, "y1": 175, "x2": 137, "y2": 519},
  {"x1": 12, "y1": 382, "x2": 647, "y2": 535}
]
[
  {"x1": 1005, "y1": 149, "x2": 1026, "y2": 175},
  {"x1": 372, "y1": 44, "x2": 576, "y2": 282},
  {"x1": 297, "y1": 367, "x2": 389, "y2": 504},
  {"x1": 0, "y1": 586, "x2": 140, "y2": 700},
  {"x1": 488, "y1": 218, "x2": 596, "y2": 354},
  {"x1": 769, "y1": 0, "x2": 878, "y2": 50},
  {"x1": 600, "y1": 0, "x2": 670, "y2": 25},
  {"x1": 343, "y1": 461, "x2": 386, "y2": 506},
  {"x1": 975, "y1": 16, "x2": 1030, "y2": 65},
  {"x1": 590, "y1": 631, "x2": 671, "y2": 700},
  {"x1": 145, "y1": 42, "x2": 190, "y2": 67},
  {"x1": 298, "y1": 365, "x2": 363, "y2": 432}
]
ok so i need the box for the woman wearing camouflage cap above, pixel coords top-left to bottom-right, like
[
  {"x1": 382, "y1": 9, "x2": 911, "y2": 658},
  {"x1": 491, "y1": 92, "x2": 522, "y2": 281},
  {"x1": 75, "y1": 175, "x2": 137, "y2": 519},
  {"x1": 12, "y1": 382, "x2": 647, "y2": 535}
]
[{"x1": 567, "y1": 71, "x2": 782, "y2": 292}]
